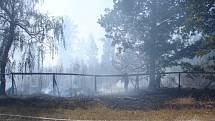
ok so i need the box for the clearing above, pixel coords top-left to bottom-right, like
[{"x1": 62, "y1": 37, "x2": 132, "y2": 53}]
[{"x1": 0, "y1": 88, "x2": 215, "y2": 121}]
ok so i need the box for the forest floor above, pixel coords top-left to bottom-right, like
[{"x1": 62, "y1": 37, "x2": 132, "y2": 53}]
[{"x1": 0, "y1": 88, "x2": 215, "y2": 121}]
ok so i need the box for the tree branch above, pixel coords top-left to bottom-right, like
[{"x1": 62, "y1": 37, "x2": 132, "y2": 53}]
[
  {"x1": 16, "y1": 23, "x2": 44, "y2": 38},
  {"x1": 0, "y1": 14, "x2": 10, "y2": 22},
  {"x1": 0, "y1": 1, "x2": 12, "y2": 20}
]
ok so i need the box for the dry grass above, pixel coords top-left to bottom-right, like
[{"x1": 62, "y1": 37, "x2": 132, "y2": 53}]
[
  {"x1": 0, "y1": 104, "x2": 215, "y2": 120},
  {"x1": 1, "y1": 89, "x2": 215, "y2": 120},
  {"x1": 169, "y1": 97, "x2": 196, "y2": 105}
]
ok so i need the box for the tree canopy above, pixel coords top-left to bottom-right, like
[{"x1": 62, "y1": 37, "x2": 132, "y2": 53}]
[
  {"x1": 0, "y1": 0, "x2": 64, "y2": 95},
  {"x1": 99, "y1": 0, "x2": 215, "y2": 88},
  {"x1": 99, "y1": 0, "x2": 188, "y2": 88}
]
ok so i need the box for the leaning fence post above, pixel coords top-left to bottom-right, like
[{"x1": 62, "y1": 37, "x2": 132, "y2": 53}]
[
  {"x1": 94, "y1": 76, "x2": 97, "y2": 93},
  {"x1": 52, "y1": 74, "x2": 60, "y2": 96},
  {"x1": 178, "y1": 73, "x2": 181, "y2": 89}
]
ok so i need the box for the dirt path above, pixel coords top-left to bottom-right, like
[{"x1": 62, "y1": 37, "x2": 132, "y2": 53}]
[{"x1": 0, "y1": 114, "x2": 71, "y2": 121}]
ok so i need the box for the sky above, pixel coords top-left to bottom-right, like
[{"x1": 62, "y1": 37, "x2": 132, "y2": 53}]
[
  {"x1": 40, "y1": 0, "x2": 113, "y2": 67},
  {"x1": 43, "y1": 0, "x2": 112, "y2": 38}
]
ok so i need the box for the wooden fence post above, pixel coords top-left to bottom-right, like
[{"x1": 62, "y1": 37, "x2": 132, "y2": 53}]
[
  {"x1": 178, "y1": 73, "x2": 181, "y2": 89},
  {"x1": 52, "y1": 74, "x2": 60, "y2": 96},
  {"x1": 94, "y1": 76, "x2": 97, "y2": 93},
  {"x1": 135, "y1": 75, "x2": 139, "y2": 91},
  {"x1": 53, "y1": 74, "x2": 56, "y2": 95},
  {"x1": 11, "y1": 73, "x2": 15, "y2": 95},
  {"x1": 11, "y1": 73, "x2": 17, "y2": 95}
]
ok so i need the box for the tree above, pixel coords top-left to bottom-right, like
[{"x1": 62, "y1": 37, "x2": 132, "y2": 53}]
[
  {"x1": 84, "y1": 35, "x2": 98, "y2": 74},
  {"x1": 87, "y1": 35, "x2": 98, "y2": 64},
  {"x1": 185, "y1": 0, "x2": 215, "y2": 45},
  {"x1": 184, "y1": 0, "x2": 215, "y2": 70},
  {"x1": 169, "y1": 1, "x2": 215, "y2": 88},
  {"x1": 112, "y1": 49, "x2": 144, "y2": 74},
  {"x1": 98, "y1": 0, "x2": 186, "y2": 89},
  {"x1": 0, "y1": 0, "x2": 64, "y2": 95},
  {"x1": 100, "y1": 38, "x2": 117, "y2": 74},
  {"x1": 167, "y1": 0, "x2": 215, "y2": 72}
]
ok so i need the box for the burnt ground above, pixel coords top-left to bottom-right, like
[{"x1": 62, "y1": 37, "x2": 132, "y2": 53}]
[
  {"x1": 0, "y1": 88, "x2": 215, "y2": 110},
  {"x1": 0, "y1": 88, "x2": 215, "y2": 120},
  {"x1": 99, "y1": 88, "x2": 215, "y2": 110}
]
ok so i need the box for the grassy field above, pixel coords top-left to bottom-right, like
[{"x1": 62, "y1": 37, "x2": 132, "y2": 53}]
[
  {"x1": 0, "y1": 105, "x2": 215, "y2": 120},
  {"x1": 0, "y1": 89, "x2": 215, "y2": 120}
]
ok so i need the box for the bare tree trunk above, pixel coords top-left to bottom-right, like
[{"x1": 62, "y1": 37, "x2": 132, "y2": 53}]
[
  {"x1": 148, "y1": 0, "x2": 161, "y2": 90},
  {"x1": 148, "y1": 59, "x2": 160, "y2": 89},
  {"x1": 0, "y1": 60, "x2": 6, "y2": 95},
  {"x1": 0, "y1": 23, "x2": 15, "y2": 95}
]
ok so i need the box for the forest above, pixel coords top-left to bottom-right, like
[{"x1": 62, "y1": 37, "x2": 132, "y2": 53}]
[{"x1": 0, "y1": 0, "x2": 215, "y2": 120}]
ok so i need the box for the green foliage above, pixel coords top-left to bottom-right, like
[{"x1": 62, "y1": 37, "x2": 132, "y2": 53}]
[
  {"x1": 99, "y1": 0, "x2": 192, "y2": 88},
  {"x1": 99, "y1": 0, "x2": 187, "y2": 73},
  {"x1": 182, "y1": 0, "x2": 215, "y2": 71},
  {"x1": 99, "y1": 0, "x2": 215, "y2": 74},
  {"x1": 0, "y1": 0, "x2": 64, "y2": 72},
  {"x1": 0, "y1": 0, "x2": 64, "y2": 94}
]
